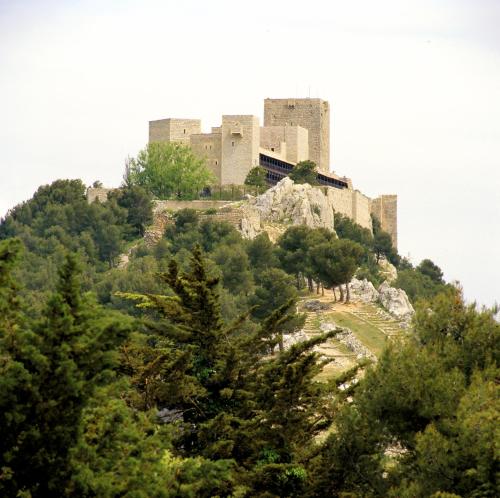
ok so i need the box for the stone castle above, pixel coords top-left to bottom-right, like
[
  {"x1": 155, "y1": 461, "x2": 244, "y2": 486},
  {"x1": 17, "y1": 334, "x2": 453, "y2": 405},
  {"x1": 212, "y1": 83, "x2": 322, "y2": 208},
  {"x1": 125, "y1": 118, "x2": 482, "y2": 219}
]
[{"x1": 148, "y1": 97, "x2": 398, "y2": 247}]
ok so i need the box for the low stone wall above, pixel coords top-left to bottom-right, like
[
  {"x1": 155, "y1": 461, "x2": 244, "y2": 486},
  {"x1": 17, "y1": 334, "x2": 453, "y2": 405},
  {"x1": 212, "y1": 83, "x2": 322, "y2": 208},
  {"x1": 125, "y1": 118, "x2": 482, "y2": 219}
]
[
  {"x1": 144, "y1": 203, "x2": 246, "y2": 246},
  {"x1": 153, "y1": 200, "x2": 233, "y2": 211}
]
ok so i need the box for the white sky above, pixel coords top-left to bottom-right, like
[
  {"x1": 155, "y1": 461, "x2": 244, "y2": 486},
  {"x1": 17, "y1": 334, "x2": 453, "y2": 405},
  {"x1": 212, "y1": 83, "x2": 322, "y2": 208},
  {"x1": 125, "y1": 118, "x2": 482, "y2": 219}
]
[{"x1": 0, "y1": 0, "x2": 499, "y2": 307}]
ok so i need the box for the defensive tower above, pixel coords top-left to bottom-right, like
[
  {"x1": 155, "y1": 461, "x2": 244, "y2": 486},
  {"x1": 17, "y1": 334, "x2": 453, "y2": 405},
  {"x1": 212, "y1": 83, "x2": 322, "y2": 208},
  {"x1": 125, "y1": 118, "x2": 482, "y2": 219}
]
[{"x1": 263, "y1": 98, "x2": 330, "y2": 173}]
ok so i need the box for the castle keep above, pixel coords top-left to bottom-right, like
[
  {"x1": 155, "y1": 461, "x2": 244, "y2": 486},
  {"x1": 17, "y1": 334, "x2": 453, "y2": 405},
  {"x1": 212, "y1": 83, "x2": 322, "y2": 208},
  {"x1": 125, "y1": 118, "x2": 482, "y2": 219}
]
[{"x1": 147, "y1": 97, "x2": 398, "y2": 248}]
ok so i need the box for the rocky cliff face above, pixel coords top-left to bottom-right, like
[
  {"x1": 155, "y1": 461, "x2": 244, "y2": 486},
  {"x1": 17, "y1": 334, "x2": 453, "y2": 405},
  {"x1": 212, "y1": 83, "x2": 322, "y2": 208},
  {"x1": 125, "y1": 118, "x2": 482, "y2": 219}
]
[
  {"x1": 349, "y1": 277, "x2": 415, "y2": 326},
  {"x1": 240, "y1": 177, "x2": 335, "y2": 239}
]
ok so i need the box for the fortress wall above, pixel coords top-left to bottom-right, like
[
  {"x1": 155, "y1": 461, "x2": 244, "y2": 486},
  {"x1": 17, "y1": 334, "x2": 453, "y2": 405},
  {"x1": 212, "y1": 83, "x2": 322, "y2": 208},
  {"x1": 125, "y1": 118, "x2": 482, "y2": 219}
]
[
  {"x1": 327, "y1": 187, "x2": 354, "y2": 220},
  {"x1": 221, "y1": 115, "x2": 259, "y2": 185},
  {"x1": 260, "y1": 125, "x2": 308, "y2": 164},
  {"x1": 260, "y1": 126, "x2": 285, "y2": 155},
  {"x1": 371, "y1": 195, "x2": 398, "y2": 249},
  {"x1": 264, "y1": 98, "x2": 329, "y2": 172},
  {"x1": 149, "y1": 119, "x2": 170, "y2": 143},
  {"x1": 153, "y1": 199, "x2": 234, "y2": 211},
  {"x1": 326, "y1": 187, "x2": 373, "y2": 232},
  {"x1": 352, "y1": 190, "x2": 372, "y2": 230},
  {"x1": 291, "y1": 125, "x2": 309, "y2": 163},
  {"x1": 190, "y1": 133, "x2": 222, "y2": 183},
  {"x1": 148, "y1": 118, "x2": 201, "y2": 144}
]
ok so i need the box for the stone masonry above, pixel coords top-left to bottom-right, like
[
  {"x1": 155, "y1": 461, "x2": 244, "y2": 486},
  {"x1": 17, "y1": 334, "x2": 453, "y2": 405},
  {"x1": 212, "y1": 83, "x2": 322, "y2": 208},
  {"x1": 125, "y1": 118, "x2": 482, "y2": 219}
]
[
  {"x1": 141, "y1": 97, "x2": 398, "y2": 248},
  {"x1": 264, "y1": 98, "x2": 330, "y2": 173}
]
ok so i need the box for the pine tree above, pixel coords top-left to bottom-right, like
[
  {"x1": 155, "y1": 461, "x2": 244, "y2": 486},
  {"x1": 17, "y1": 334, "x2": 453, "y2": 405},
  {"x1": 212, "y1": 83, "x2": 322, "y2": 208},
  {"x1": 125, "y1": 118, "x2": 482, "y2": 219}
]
[
  {"x1": 120, "y1": 245, "x2": 344, "y2": 496},
  {"x1": 0, "y1": 247, "x2": 130, "y2": 497}
]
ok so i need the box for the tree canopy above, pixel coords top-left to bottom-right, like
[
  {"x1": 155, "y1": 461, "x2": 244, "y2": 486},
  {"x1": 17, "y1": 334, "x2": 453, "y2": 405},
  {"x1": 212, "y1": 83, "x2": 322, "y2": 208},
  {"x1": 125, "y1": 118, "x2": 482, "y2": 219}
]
[
  {"x1": 126, "y1": 142, "x2": 216, "y2": 199},
  {"x1": 288, "y1": 160, "x2": 319, "y2": 185},
  {"x1": 244, "y1": 166, "x2": 268, "y2": 188}
]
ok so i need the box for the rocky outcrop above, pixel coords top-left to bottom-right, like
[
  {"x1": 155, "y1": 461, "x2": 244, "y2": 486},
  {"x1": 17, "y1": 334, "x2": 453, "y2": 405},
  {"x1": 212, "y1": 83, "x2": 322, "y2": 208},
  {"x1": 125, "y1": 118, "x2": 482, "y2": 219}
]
[
  {"x1": 348, "y1": 278, "x2": 379, "y2": 303},
  {"x1": 378, "y1": 282, "x2": 414, "y2": 322},
  {"x1": 378, "y1": 257, "x2": 398, "y2": 283},
  {"x1": 240, "y1": 178, "x2": 335, "y2": 239}
]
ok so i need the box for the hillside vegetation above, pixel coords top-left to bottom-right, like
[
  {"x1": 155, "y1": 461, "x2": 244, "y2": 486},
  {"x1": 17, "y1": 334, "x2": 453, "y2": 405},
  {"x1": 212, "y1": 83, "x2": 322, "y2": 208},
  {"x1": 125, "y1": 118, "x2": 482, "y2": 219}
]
[{"x1": 0, "y1": 179, "x2": 498, "y2": 497}]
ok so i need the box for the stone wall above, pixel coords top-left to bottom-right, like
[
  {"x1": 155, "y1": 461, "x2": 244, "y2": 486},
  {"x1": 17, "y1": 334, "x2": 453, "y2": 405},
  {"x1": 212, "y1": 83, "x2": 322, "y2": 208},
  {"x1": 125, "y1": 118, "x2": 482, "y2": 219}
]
[
  {"x1": 325, "y1": 187, "x2": 373, "y2": 232},
  {"x1": 153, "y1": 199, "x2": 234, "y2": 211},
  {"x1": 259, "y1": 125, "x2": 309, "y2": 164},
  {"x1": 371, "y1": 195, "x2": 398, "y2": 248},
  {"x1": 353, "y1": 190, "x2": 372, "y2": 230},
  {"x1": 264, "y1": 98, "x2": 330, "y2": 172},
  {"x1": 86, "y1": 187, "x2": 115, "y2": 203},
  {"x1": 148, "y1": 118, "x2": 201, "y2": 145},
  {"x1": 190, "y1": 132, "x2": 222, "y2": 183},
  {"x1": 221, "y1": 115, "x2": 259, "y2": 185}
]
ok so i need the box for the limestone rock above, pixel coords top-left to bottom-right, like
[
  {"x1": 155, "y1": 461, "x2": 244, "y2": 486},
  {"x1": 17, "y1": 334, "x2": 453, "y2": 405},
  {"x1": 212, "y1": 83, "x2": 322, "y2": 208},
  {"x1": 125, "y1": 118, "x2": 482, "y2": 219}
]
[
  {"x1": 282, "y1": 330, "x2": 308, "y2": 350},
  {"x1": 378, "y1": 256, "x2": 398, "y2": 283},
  {"x1": 239, "y1": 177, "x2": 335, "y2": 239},
  {"x1": 378, "y1": 281, "x2": 414, "y2": 321},
  {"x1": 348, "y1": 278, "x2": 379, "y2": 303},
  {"x1": 303, "y1": 299, "x2": 331, "y2": 311}
]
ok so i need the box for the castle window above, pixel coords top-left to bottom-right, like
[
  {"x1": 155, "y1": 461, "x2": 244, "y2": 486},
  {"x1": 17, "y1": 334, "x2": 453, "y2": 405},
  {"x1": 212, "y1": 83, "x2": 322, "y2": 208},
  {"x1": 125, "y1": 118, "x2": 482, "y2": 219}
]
[
  {"x1": 271, "y1": 147, "x2": 275, "y2": 152},
  {"x1": 183, "y1": 129, "x2": 186, "y2": 134},
  {"x1": 215, "y1": 160, "x2": 218, "y2": 165},
  {"x1": 232, "y1": 141, "x2": 235, "y2": 147}
]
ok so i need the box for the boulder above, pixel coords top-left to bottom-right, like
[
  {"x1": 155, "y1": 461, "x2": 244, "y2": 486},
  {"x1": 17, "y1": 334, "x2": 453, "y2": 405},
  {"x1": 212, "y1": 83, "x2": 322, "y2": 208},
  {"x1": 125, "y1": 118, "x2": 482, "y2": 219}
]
[
  {"x1": 303, "y1": 299, "x2": 331, "y2": 311},
  {"x1": 378, "y1": 281, "x2": 414, "y2": 320},
  {"x1": 348, "y1": 277, "x2": 379, "y2": 303}
]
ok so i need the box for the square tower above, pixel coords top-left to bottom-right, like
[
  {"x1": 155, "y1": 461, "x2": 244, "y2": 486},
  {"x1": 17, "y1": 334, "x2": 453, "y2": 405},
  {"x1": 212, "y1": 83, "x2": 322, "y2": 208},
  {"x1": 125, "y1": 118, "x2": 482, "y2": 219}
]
[
  {"x1": 221, "y1": 115, "x2": 259, "y2": 185},
  {"x1": 264, "y1": 98, "x2": 330, "y2": 172},
  {"x1": 148, "y1": 118, "x2": 201, "y2": 145}
]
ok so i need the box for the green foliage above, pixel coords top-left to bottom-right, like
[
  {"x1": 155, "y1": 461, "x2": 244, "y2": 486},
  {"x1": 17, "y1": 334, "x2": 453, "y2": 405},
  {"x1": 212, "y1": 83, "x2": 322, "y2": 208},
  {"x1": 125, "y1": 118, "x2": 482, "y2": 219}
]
[
  {"x1": 417, "y1": 258, "x2": 444, "y2": 284},
  {"x1": 250, "y1": 268, "x2": 298, "y2": 319},
  {"x1": 70, "y1": 386, "x2": 237, "y2": 498},
  {"x1": 1, "y1": 177, "x2": 496, "y2": 497},
  {"x1": 309, "y1": 239, "x2": 365, "y2": 302},
  {"x1": 334, "y1": 212, "x2": 373, "y2": 248},
  {"x1": 127, "y1": 142, "x2": 216, "y2": 199},
  {"x1": 245, "y1": 166, "x2": 268, "y2": 187},
  {"x1": 109, "y1": 184, "x2": 153, "y2": 237},
  {"x1": 0, "y1": 246, "x2": 130, "y2": 497},
  {"x1": 289, "y1": 160, "x2": 319, "y2": 185},
  {"x1": 246, "y1": 232, "x2": 280, "y2": 274},
  {"x1": 311, "y1": 290, "x2": 499, "y2": 498},
  {"x1": 395, "y1": 267, "x2": 450, "y2": 304},
  {"x1": 118, "y1": 246, "x2": 339, "y2": 495}
]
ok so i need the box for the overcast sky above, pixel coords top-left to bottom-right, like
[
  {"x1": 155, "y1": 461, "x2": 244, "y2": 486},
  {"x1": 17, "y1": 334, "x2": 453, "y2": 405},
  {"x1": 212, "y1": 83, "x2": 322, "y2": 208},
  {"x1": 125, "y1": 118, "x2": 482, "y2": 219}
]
[{"x1": 0, "y1": 0, "x2": 499, "y2": 307}]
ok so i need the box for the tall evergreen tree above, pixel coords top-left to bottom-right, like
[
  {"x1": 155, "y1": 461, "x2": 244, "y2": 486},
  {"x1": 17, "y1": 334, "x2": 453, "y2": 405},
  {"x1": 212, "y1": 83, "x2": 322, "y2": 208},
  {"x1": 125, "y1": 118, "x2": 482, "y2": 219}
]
[{"x1": 0, "y1": 246, "x2": 130, "y2": 497}]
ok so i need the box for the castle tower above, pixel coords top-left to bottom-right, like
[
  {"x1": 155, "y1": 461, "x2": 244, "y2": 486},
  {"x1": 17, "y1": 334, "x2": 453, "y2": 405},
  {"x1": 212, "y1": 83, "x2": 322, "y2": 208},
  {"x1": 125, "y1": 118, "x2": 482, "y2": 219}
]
[
  {"x1": 221, "y1": 115, "x2": 259, "y2": 185},
  {"x1": 371, "y1": 195, "x2": 398, "y2": 249},
  {"x1": 148, "y1": 118, "x2": 201, "y2": 145},
  {"x1": 263, "y1": 98, "x2": 330, "y2": 172}
]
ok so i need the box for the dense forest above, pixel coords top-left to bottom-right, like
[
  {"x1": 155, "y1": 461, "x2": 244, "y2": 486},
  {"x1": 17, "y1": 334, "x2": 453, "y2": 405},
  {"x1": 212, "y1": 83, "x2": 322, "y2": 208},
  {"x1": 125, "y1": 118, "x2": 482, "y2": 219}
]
[{"x1": 0, "y1": 179, "x2": 498, "y2": 497}]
